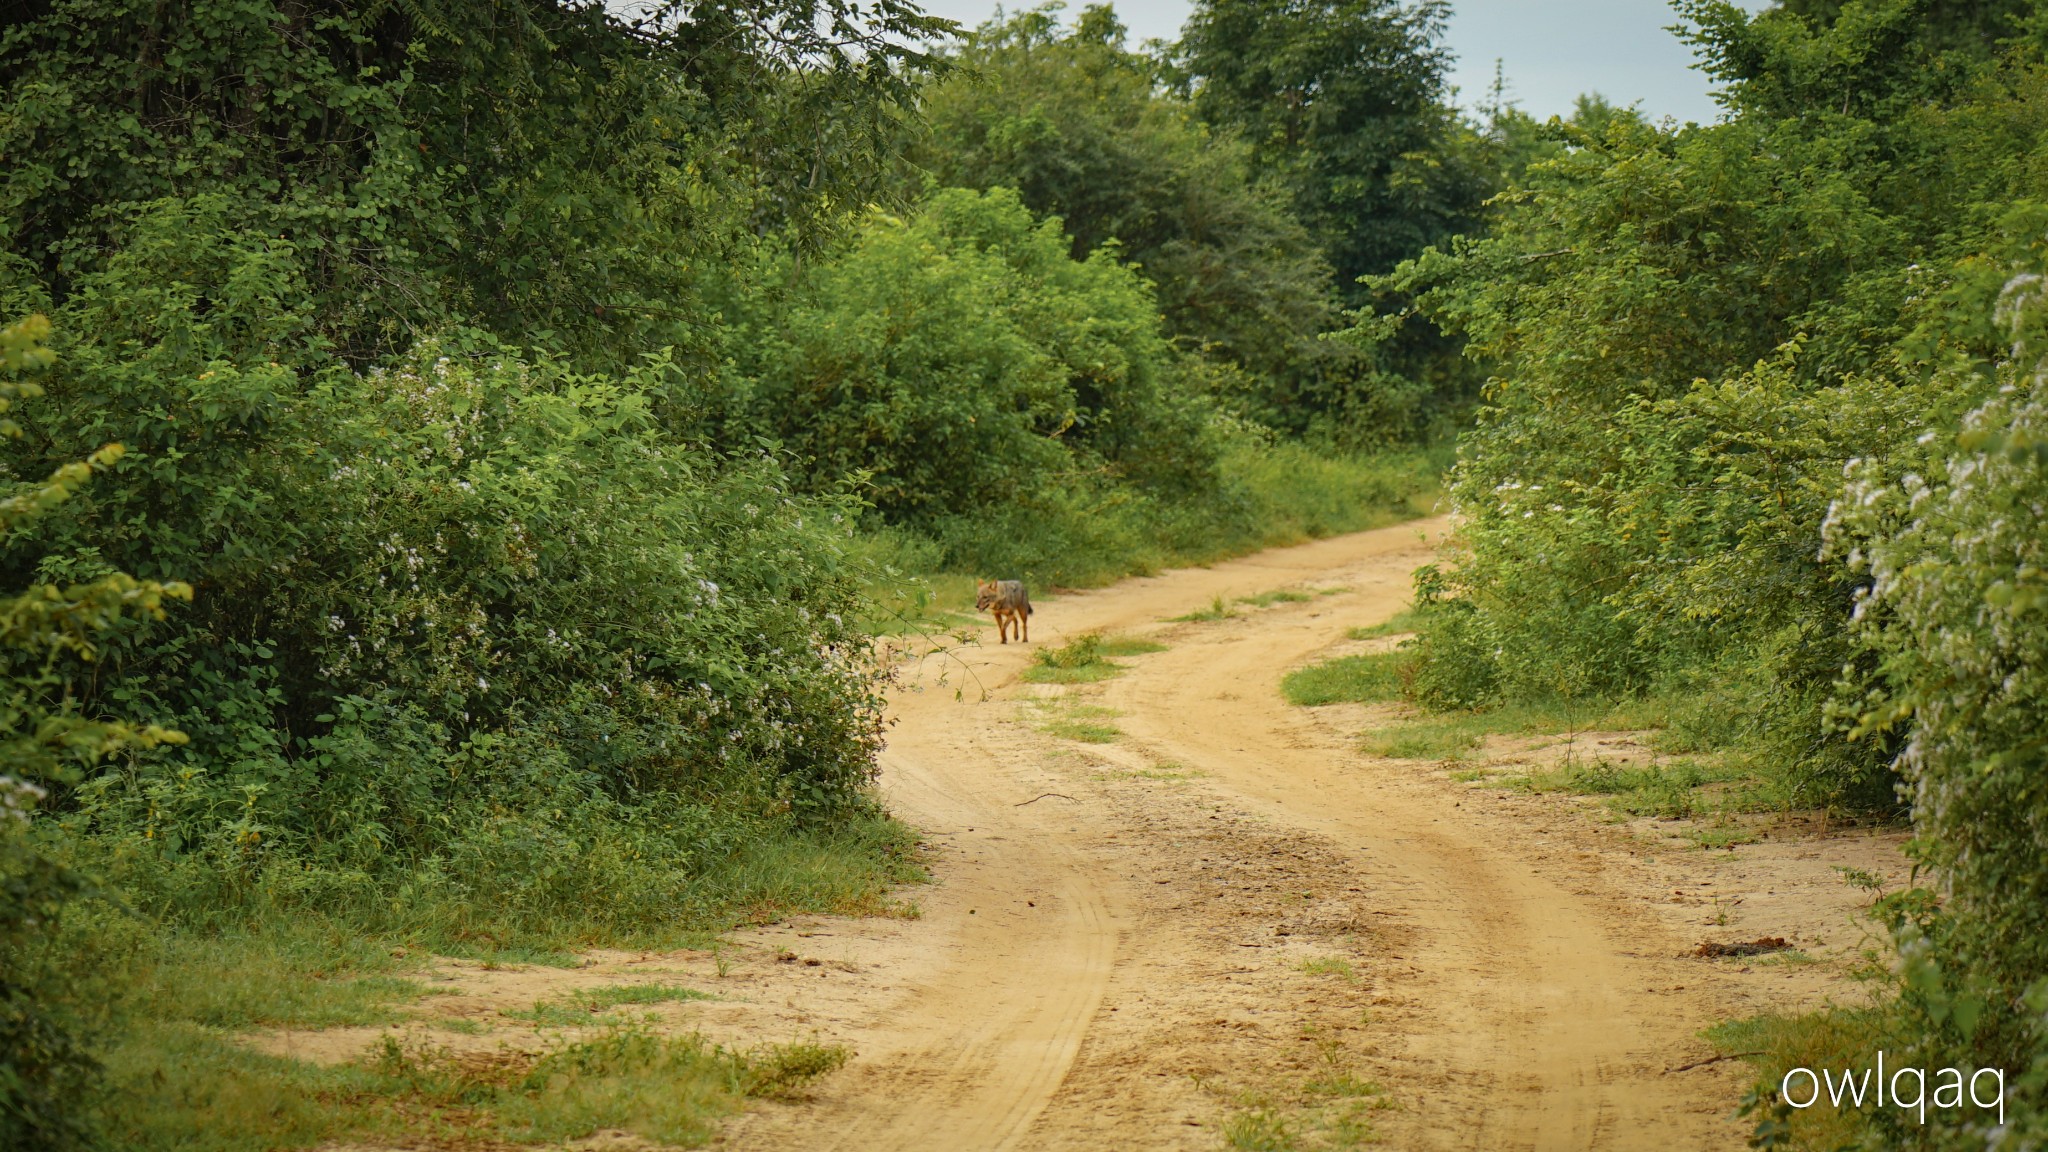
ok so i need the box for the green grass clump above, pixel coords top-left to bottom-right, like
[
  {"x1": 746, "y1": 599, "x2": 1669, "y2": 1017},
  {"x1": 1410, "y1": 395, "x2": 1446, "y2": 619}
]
[
  {"x1": 1020, "y1": 632, "x2": 1164, "y2": 684},
  {"x1": 1283, "y1": 652, "x2": 1405, "y2": 706},
  {"x1": 101, "y1": 1024, "x2": 850, "y2": 1152},
  {"x1": 1038, "y1": 703, "x2": 1123, "y2": 743},
  {"x1": 1362, "y1": 720, "x2": 1486, "y2": 760},
  {"x1": 1098, "y1": 635, "x2": 1169, "y2": 658},
  {"x1": 375, "y1": 1028, "x2": 848, "y2": 1147},
  {"x1": 1220, "y1": 1037, "x2": 1383, "y2": 1151},
  {"x1": 1238, "y1": 589, "x2": 1313, "y2": 608},
  {"x1": 1171, "y1": 595, "x2": 1238, "y2": 622},
  {"x1": 1299, "y1": 955, "x2": 1358, "y2": 983},
  {"x1": 504, "y1": 983, "x2": 714, "y2": 1026},
  {"x1": 1345, "y1": 609, "x2": 1423, "y2": 640},
  {"x1": 1503, "y1": 756, "x2": 1764, "y2": 820},
  {"x1": 1707, "y1": 1010, "x2": 1892, "y2": 1151}
]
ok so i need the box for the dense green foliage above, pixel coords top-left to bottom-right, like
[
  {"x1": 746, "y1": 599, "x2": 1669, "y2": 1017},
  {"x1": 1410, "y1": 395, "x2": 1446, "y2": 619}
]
[
  {"x1": 4, "y1": 200, "x2": 889, "y2": 936},
  {"x1": 0, "y1": 314, "x2": 190, "y2": 1150},
  {"x1": 1390, "y1": 0, "x2": 2043, "y2": 796},
  {"x1": 1824, "y1": 265, "x2": 2048, "y2": 1150},
  {"x1": 1169, "y1": 0, "x2": 1489, "y2": 299},
  {"x1": 0, "y1": 0, "x2": 948, "y2": 366},
  {"x1": 916, "y1": 2, "x2": 1502, "y2": 444},
  {"x1": 915, "y1": 8, "x2": 1351, "y2": 424},
  {"x1": 727, "y1": 185, "x2": 1228, "y2": 556},
  {"x1": 732, "y1": 187, "x2": 1216, "y2": 519},
  {"x1": 1383, "y1": 1, "x2": 2048, "y2": 1144}
]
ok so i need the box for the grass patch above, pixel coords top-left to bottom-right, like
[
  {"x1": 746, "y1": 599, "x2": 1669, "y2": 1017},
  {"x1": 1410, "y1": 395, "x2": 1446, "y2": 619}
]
[
  {"x1": 65, "y1": 807, "x2": 923, "y2": 1150},
  {"x1": 1238, "y1": 589, "x2": 1313, "y2": 608},
  {"x1": 1220, "y1": 1037, "x2": 1384, "y2": 1151},
  {"x1": 98, "y1": 1018, "x2": 847, "y2": 1152},
  {"x1": 1020, "y1": 632, "x2": 1165, "y2": 684},
  {"x1": 1361, "y1": 715, "x2": 1489, "y2": 760},
  {"x1": 1039, "y1": 702, "x2": 1122, "y2": 744},
  {"x1": 1098, "y1": 635, "x2": 1168, "y2": 657},
  {"x1": 1283, "y1": 652, "x2": 1405, "y2": 706},
  {"x1": 372, "y1": 1029, "x2": 848, "y2": 1146},
  {"x1": 503, "y1": 983, "x2": 714, "y2": 1027},
  {"x1": 1299, "y1": 955, "x2": 1358, "y2": 983},
  {"x1": 1345, "y1": 608, "x2": 1423, "y2": 640},
  {"x1": 1706, "y1": 1009, "x2": 1892, "y2": 1150},
  {"x1": 98, "y1": 1020, "x2": 379, "y2": 1152},
  {"x1": 1502, "y1": 756, "x2": 1765, "y2": 820},
  {"x1": 1171, "y1": 594, "x2": 1238, "y2": 622}
]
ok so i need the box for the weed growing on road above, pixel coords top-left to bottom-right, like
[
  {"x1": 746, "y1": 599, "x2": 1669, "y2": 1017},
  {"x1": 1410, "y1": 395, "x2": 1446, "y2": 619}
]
[
  {"x1": 1239, "y1": 589, "x2": 1314, "y2": 608},
  {"x1": 1299, "y1": 956, "x2": 1359, "y2": 984},
  {"x1": 1089, "y1": 760, "x2": 1203, "y2": 783},
  {"x1": 1022, "y1": 633, "x2": 1165, "y2": 684},
  {"x1": 1171, "y1": 595, "x2": 1238, "y2": 622},
  {"x1": 1221, "y1": 1037, "x2": 1386, "y2": 1151},
  {"x1": 503, "y1": 984, "x2": 714, "y2": 1027},
  {"x1": 1037, "y1": 701, "x2": 1123, "y2": 743}
]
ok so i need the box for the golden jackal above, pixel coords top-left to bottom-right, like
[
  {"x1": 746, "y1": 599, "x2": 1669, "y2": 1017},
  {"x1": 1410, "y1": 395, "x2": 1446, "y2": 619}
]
[{"x1": 975, "y1": 579, "x2": 1033, "y2": 644}]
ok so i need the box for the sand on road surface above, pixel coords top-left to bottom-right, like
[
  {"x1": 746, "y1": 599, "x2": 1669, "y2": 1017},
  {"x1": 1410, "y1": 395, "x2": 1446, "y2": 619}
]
[{"x1": 711, "y1": 517, "x2": 1902, "y2": 1151}]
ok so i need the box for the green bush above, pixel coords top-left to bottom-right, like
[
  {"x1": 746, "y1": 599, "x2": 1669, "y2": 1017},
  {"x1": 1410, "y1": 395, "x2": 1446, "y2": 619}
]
[
  {"x1": 734, "y1": 186, "x2": 1222, "y2": 525},
  {"x1": 0, "y1": 221, "x2": 887, "y2": 931},
  {"x1": 0, "y1": 313, "x2": 191, "y2": 1151},
  {"x1": 1824, "y1": 263, "x2": 2048, "y2": 1148},
  {"x1": 61, "y1": 329, "x2": 883, "y2": 926},
  {"x1": 1379, "y1": 3, "x2": 2048, "y2": 803}
]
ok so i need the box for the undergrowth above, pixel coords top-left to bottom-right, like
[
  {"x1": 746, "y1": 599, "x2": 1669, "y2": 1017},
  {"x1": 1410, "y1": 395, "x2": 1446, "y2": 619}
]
[{"x1": 107, "y1": 1026, "x2": 857, "y2": 1152}]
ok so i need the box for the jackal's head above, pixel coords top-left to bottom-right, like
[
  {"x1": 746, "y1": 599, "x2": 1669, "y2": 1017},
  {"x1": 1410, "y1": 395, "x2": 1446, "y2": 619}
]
[{"x1": 975, "y1": 580, "x2": 999, "y2": 610}]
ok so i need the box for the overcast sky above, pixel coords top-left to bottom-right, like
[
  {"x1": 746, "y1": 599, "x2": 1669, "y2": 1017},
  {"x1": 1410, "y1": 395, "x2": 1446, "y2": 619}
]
[{"x1": 910, "y1": 0, "x2": 1773, "y2": 124}]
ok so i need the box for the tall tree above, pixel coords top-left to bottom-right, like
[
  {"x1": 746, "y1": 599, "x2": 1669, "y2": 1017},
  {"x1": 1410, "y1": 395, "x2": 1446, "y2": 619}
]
[
  {"x1": 916, "y1": 5, "x2": 1346, "y2": 420},
  {"x1": 1168, "y1": 0, "x2": 1488, "y2": 300}
]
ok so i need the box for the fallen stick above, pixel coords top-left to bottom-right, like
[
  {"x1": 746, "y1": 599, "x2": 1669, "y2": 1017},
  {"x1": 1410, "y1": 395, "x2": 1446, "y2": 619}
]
[
  {"x1": 1015, "y1": 792, "x2": 1078, "y2": 806},
  {"x1": 1664, "y1": 1052, "x2": 1761, "y2": 1074}
]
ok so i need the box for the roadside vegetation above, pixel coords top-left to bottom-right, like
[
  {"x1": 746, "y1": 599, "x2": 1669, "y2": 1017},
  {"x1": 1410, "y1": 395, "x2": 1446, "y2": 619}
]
[{"x1": 0, "y1": 0, "x2": 1475, "y2": 1146}]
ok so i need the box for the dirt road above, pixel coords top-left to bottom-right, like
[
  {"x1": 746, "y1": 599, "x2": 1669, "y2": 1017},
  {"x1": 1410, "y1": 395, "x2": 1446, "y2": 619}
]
[
  {"x1": 283, "y1": 518, "x2": 1907, "y2": 1150},
  {"x1": 704, "y1": 517, "x2": 1904, "y2": 1150}
]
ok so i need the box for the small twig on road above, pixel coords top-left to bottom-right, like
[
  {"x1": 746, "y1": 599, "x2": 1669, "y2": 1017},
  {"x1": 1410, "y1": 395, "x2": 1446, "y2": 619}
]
[
  {"x1": 1015, "y1": 792, "x2": 1077, "y2": 806},
  {"x1": 1664, "y1": 1052, "x2": 1761, "y2": 1074}
]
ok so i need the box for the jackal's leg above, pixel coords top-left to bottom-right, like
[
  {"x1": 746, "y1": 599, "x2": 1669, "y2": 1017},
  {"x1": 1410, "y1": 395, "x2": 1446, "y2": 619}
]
[{"x1": 1020, "y1": 609, "x2": 1028, "y2": 643}]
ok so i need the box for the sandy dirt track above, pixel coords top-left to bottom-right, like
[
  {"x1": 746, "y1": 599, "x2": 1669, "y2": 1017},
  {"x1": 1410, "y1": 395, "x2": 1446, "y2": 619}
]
[
  {"x1": 710, "y1": 517, "x2": 1904, "y2": 1151},
  {"x1": 284, "y1": 518, "x2": 1910, "y2": 1151}
]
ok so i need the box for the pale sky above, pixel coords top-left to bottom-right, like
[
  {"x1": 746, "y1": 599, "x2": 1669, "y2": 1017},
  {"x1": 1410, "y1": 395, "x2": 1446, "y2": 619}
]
[{"x1": 912, "y1": 0, "x2": 1775, "y2": 124}]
